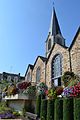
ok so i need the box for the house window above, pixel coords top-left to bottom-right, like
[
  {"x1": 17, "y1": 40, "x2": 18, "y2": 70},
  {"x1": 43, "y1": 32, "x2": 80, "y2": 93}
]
[
  {"x1": 52, "y1": 54, "x2": 62, "y2": 86},
  {"x1": 48, "y1": 39, "x2": 51, "y2": 50},
  {"x1": 36, "y1": 67, "x2": 41, "y2": 83},
  {"x1": 14, "y1": 77, "x2": 18, "y2": 83},
  {"x1": 7, "y1": 76, "x2": 11, "y2": 82},
  {"x1": 27, "y1": 72, "x2": 31, "y2": 81}
]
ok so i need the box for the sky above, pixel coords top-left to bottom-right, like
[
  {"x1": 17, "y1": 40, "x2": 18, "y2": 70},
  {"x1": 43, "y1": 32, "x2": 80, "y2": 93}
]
[{"x1": 0, "y1": 0, "x2": 80, "y2": 76}]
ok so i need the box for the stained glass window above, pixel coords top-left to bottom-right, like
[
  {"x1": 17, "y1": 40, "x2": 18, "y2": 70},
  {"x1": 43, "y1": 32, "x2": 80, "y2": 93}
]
[{"x1": 52, "y1": 54, "x2": 62, "y2": 86}]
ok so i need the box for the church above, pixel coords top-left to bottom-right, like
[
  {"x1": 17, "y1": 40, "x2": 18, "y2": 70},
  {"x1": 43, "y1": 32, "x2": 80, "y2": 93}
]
[{"x1": 25, "y1": 8, "x2": 80, "y2": 88}]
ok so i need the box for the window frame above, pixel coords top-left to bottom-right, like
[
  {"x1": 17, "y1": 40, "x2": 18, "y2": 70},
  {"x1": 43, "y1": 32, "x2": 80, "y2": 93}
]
[
  {"x1": 51, "y1": 54, "x2": 62, "y2": 87},
  {"x1": 36, "y1": 67, "x2": 41, "y2": 83}
]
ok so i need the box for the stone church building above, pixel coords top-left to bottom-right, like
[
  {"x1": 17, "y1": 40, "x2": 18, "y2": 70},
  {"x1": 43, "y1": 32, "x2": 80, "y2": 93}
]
[{"x1": 25, "y1": 8, "x2": 80, "y2": 88}]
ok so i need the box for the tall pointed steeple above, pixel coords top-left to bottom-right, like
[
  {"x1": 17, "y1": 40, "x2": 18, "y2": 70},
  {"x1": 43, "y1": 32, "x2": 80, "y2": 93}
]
[
  {"x1": 46, "y1": 7, "x2": 65, "y2": 57},
  {"x1": 49, "y1": 7, "x2": 62, "y2": 36}
]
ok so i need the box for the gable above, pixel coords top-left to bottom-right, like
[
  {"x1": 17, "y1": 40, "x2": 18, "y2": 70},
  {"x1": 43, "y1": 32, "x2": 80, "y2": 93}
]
[
  {"x1": 69, "y1": 27, "x2": 80, "y2": 51},
  {"x1": 33, "y1": 56, "x2": 47, "y2": 68},
  {"x1": 25, "y1": 64, "x2": 34, "y2": 77},
  {"x1": 46, "y1": 43, "x2": 68, "y2": 63}
]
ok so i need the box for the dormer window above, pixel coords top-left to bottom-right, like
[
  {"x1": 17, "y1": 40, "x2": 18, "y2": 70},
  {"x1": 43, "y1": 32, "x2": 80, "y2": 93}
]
[{"x1": 48, "y1": 39, "x2": 51, "y2": 51}]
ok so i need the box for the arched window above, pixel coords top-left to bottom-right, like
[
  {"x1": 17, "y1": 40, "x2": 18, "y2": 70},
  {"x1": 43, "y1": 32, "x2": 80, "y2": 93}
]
[
  {"x1": 48, "y1": 39, "x2": 51, "y2": 50},
  {"x1": 36, "y1": 67, "x2": 41, "y2": 83},
  {"x1": 51, "y1": 54, "x2": 62, "y2": 86},
  {"x1": 27, "y1": 72, "x2": 31, "y2": 81}
]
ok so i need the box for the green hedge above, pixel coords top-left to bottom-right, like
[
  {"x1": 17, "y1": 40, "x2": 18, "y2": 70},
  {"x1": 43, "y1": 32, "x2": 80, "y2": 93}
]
[
  {"x1": 54, "y1": 98, "x2": 63, "y2": 120},
  {"x1": 47, "y1": 99, "x2": 55, "y2": 120},
  {"x1": 40, "y1": 99, "x2": 47, "y2": 120},
  {"x1": 63, "y1": 98, "x2": 73, "y2": 120},
  {"x1": 36, "y1": 95, "x2": 41, "y2": 117},
  {"x1": 74, "y1": 98, "x2": 80, "y2": 120}
]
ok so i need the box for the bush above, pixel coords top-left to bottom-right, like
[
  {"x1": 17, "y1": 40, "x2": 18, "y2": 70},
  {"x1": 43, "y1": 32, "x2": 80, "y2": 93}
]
[
  {"x1": 36, "y1": 95, "x2": 41, "y2": 117},
  {"x1": 62, "y1": 71, "x2": 75, "y2": 87},
  {"x1": 74, "y1": 98, "x2": 80, "y2": 120},
  {"x1": 23, "y1": 85, "x2": 36, "y2": 98},
  {"x1": 56, "y1": 86, "x2": 63, "y2": 95},
  {"x1": 37, "y1": 82, "x2": 48, "y2": 96},
  {"x1": 47, "y1": 99, "x2": 55, "y2": 120},
  {"x1": 48, "y1": 88, "x2": 57, "y2": 99},
  {"x1": 54, "y1": 98, "x2": 63, "y2": 120},
  {"x1": 40, "y1": 99, "x2": 47, "y2": 120},
  {"x1": 63, "y1": 98, "x2": 73, "y2": 120}
]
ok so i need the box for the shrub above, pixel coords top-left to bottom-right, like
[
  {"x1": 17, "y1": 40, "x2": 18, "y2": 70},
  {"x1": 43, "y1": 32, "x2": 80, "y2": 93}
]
[
  {"x1": 40, "y1": 99, "x2": 47, "y2": 120},
  {"x1": 63, "y1": 98, "x2": 73, "y2": 120},
  {"x1": 23, "y1": 85, "x2": 36, "y2": 96},
  {"x1": 56, "y1": 86, "x2": 63, "y2": 95},
  {"x1": 62, "y1": 71, "x2": 75, "y2": 87},
  {"x1": 36, "y1": 95, "x2": 41, "y2": 117},
  {"x1": 37, "y1": 82, "x2": 48, "y2": 96},
  {"x1": 48, "y1": 88, "x2": 57, "y2": 99},
  {"x1": 74, "y1": 98, "x2": 80, "y2": 120},
  {"x1": 54, "y1": 98, "x2": 63, "y2": 120},
  {"x1": 47, "y1": 99, "x2": 55, "y2": 120}
]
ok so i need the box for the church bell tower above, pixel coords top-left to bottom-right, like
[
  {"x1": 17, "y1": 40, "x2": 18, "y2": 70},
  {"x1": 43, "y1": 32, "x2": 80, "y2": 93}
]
[{"x1": 46, "y1": 7, "x2": 65, "y2": 57}]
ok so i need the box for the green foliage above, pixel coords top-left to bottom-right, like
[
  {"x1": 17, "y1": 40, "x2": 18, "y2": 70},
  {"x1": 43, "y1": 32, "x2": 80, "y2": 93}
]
[
  {"x1": 0, "y1": 101, "x2": 11, "y2": 114},
  {"x1": 47, "y1": 99, "x2": 55, "y2": 120},
  {"x1": 7, "y1": 85, "x2": 17, "y2": 96},
  {"x1": 40, "y1": 99, "x2": 47, "y2": 120},
  {"x1": 48, "y1": 88, "x2": 57, "y2": 99},
  {"x1": 36, "y1": 95, "x2": 41, "y2": 117},
  {"x1": 22, "y1": 107, "x2": 26, "y2": 117},
  {"x1": 63, "y1": 98, "x2": 73, "y2": 120},
  {"x1": 74, "y1": 98, "x2": 80, "y2": 120},
  {"x1": 13, "y1": 111, "x2": 20, "y2": 116},
  {"x1": 0, "y1": 80, "x2": 9, "y2": 91},
  {"x1": 23, "y1": 85, "x2": 36, "y2": 96},
  {"x1": 68, "y1": 75, "x2": 80, "y2": 87},
  {"x1": 62, "y1": 71, "x2": 75, "y2": 87},
  {"x1": 54, "y1": 98, "x2": 63, "y2": 120},
  {"x1": 37, "y1": 82, "x2": 48, "y2": 95}
]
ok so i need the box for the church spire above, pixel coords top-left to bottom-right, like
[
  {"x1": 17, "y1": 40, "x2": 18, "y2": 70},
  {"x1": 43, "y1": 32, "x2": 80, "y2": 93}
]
[
  {"x1": 46, "y1": 6, "x2": 65, "y2": 57},
  {"x1": 49, "y1": 7, "x2": 62, "y2": 36}
]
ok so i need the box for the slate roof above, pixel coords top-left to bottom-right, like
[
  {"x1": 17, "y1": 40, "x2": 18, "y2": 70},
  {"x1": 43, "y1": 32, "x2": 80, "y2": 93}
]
[
  {"x1": 49, "y1": 7, "x2": 62, "y2": 36},
  {"x1": 25, "y1": 64, "x2": 34, "y2": 77},
  {"x1": 69, "y1": 26, "x2": 80, "y2": 51}
]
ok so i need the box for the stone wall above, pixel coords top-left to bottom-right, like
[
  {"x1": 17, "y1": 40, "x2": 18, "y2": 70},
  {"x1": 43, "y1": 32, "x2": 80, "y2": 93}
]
[
  {"x1": 8, "y1": 99, "x2": 36, "y2": 114},
  {"x1": 32, "y1": 57, "x2": 46, "y2": 83},
  {"x1": 46, "y1": 44, "x2": 70, "y2": 88},
  {"x1": 70, "y1": 32, "x2": 80, "y2": 76},
  {"x1": 25, "y1": 67, "x2": 33, "y2": 82}
]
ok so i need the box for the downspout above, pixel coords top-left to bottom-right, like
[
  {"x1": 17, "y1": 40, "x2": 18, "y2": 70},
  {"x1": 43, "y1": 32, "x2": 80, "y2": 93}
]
[
  {"x1": 45, "y1": 62, "x2": 46, "y2": 84},
  {"x1": 69, "y1": 50, "x2": 72, "y2": 72}
]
